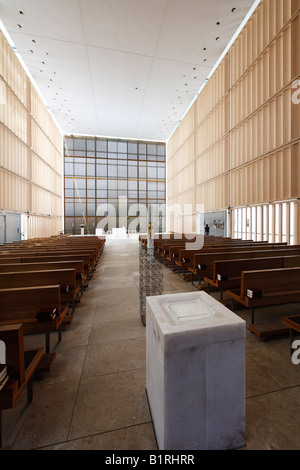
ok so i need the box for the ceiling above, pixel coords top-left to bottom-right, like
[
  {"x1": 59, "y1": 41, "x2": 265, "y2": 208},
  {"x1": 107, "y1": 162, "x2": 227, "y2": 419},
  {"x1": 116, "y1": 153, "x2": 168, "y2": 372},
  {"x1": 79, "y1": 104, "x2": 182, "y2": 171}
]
[{"x1": 0, "y1": 0, "x2": 257, "y2": 142}]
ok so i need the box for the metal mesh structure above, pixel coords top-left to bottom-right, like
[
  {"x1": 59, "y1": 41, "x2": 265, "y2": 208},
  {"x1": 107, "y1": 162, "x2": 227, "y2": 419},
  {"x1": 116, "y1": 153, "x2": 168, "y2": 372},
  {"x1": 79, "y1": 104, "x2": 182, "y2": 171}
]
[{"x1": 139, "y1": 243, "x2": 163, "y2": 326}]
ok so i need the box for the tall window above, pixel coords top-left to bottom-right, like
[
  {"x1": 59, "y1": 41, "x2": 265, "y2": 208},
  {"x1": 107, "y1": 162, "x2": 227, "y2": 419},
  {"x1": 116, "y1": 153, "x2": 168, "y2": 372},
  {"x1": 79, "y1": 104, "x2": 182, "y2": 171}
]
[
  {"x1": 64, "y1": 136, "x2": 166, "y2": 234},
  {"x1": 232, "y1": 201, "x2": 296, "y2": 245}
]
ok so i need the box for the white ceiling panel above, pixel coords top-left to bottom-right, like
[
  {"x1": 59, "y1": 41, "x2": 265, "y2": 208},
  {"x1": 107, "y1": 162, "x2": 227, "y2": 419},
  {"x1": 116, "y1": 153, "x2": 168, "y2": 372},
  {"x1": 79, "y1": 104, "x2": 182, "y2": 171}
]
[{"x1": 0, "y1": 0, "x2": 258, "y2": 142}]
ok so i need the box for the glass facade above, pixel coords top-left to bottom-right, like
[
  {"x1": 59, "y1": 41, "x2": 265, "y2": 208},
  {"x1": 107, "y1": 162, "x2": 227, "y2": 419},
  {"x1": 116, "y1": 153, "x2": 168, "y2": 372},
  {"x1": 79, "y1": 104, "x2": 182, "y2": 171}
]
[{"x1": 64, "y1": 136, "x2": 166, "y2": 234}]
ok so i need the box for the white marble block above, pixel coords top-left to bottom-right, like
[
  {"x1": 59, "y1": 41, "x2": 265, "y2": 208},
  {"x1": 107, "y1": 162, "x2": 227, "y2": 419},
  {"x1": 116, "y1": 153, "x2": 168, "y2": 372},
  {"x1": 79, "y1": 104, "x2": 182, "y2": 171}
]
[{"x1": 146, "y1": 291, "x2": 246, "y2": 450}]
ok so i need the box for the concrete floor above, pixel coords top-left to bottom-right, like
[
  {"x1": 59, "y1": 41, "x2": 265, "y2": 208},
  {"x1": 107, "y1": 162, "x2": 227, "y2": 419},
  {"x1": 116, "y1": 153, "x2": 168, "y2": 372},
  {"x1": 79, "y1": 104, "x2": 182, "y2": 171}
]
[{"x1": 2, "y1": 238, "x2": 300, "y2": 450}]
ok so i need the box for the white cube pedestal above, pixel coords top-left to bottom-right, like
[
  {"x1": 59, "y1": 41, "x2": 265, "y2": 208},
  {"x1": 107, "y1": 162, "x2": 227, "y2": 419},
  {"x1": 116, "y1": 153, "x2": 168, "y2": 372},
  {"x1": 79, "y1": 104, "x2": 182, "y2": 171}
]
[{"x1": 146, "y1": 291, "x2": 246, "y2": 450}]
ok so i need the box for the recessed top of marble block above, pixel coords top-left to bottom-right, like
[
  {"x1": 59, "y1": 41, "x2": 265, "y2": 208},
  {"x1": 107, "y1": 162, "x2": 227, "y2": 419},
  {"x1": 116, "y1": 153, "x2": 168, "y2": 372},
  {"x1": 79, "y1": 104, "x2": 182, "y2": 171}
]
[{"x1": 146, "y1": 291, "x2": 245, "y2": 350}]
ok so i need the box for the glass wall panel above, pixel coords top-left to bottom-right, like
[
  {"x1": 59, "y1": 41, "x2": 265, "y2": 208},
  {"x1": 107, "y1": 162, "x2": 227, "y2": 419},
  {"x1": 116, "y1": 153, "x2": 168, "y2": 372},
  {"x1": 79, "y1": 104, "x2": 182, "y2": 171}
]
[
  {"x1": 64, "y1": 136, "x2": 166, "y2": 234},
  {"x1": 232, "y1": 201, "x2": 295, "y2": 245}
]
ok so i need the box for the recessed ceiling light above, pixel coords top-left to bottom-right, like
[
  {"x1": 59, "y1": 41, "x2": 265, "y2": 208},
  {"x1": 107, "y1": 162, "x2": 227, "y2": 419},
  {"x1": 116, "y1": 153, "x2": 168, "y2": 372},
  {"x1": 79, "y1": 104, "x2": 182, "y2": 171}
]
[
  {"x1": 232, "y1": 7, "x2": 236, "y2": 12},
  {"x1": 216, "y1": 22, "x2": 220, "y2": 25},
  {"x1": 30, "y1": 50, "x2": 34, "y2": 53},
  {"x1": 203, "y1": 47, "x2": 207, "y2": 51},
  {"x1": 17, "y1": 24, "x2": 22, "y2": 28},
  {"x1": 216, "y1": 37, "x2": 220, "y2": 40},
  {"x1": 19, "y1": 11, "x2": 24, "y2": 15},
  {"x1": 32, "y1": 39, "x2": 36, "y2": 43},
  {"x1": 204, "y1": 59, "x2": 207, "y2": 62}
]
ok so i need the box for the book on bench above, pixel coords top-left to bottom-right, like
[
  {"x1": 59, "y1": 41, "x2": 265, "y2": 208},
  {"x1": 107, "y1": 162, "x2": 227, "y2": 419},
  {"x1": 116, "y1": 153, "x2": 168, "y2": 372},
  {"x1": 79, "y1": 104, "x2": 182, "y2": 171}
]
[
  {"x1": 247, "y1": 288, "x2": 262, "y2": 299},
  {"x1": 36, "y1": 307, "x2": 57, "y2": 322},
  {"x1": 217, "y1": 274, "x2": 228, "y2": 281}
]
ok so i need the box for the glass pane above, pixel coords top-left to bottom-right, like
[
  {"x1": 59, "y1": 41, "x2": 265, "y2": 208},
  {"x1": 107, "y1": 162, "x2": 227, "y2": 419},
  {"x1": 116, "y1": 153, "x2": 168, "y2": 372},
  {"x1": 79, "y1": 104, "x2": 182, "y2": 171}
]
[
  {"x1": 74, "y1": 202, "x2": 86, "y2": 216},
  {"x1": 74, "y1": 163, "x2": 86, "y2": 176},
  {"x1": 147, "y1": 143, "x2": 156, "y2": 156},
  {"x1": 73, "y1": 138, "x2": 86, "y2": 150},
  {"x1": 118, "y1": 166, "x2": 127, "y2": 178},
  {"x1": 64, "y1": 138, "x2": 73, "y2": 153},
  {"x1": 87, "y1": 163, "x2": 95, "y2": 177},
  {"x1": 148, "y1": 166, "x2": 157, "y2": 179},
  {"x1": 74, "y1": 150, "x2": 86, "y2": 157},
  {"x1": 139, "y1": 167, "x2": 146, "y2": 178},
  {"x1": 118, "y1": 141, "x2": 127, "y2": 153},
  {"x1": 275, "y1": 204, "x2": 280, "y2": 242},
  {"x1": 108, "y1": 140, "x2": 118, "y2": 152},
  {"x1": 108, "y1": 166, "x2": 118, "y2": 178},
  {"x1": 269, "y1": 206, "x2": 273, "y2": 241},
  {"x1": 73, "y1": 178, "x2": 86, "y2": 189},
  {"x1": 87, "y1": 139, "x2": 95, "y2": 151},
  {"x1": 157, "y1": 167, "x2": 165, "y2": 179},
  {"x1": 139, "y1": 143, "x2": 146, "y2": 154},
  {"x1": 290, "y1": 202, "x2": 295, "y2": 245},
  {"x1": 257, "y1": 206, "x2": 262, "y2": 241},
  {"x1": 64, "y1": 162, "x2": 73, "y2": 176},
  {"x1": 65, "y1": 202, "x2": 74, "y2": 217},
  {"x1": 157, "y1": 144, "x2": 165, "y2": 157},
  {"x1": 96, "y1": 139, "x2": 107, "y2": 152},
  {"x1": 128, "y1": 142, "x2": 137, "y2": 154},
  {"x1": 128, "y1": 166, "x2": 137, "y2": 178},
  {"x1": 282, "y1": 203, "x2": 287, "y2": 242},
  {"x1": 87, "y1": 201, "x2": 95, "y2": 216},
  {"x1": 64, "y1": 217, "x2": 74, "y2": 233},
  {"x1": 96, "y1": 164, "x2": 107, "y2": 177}
]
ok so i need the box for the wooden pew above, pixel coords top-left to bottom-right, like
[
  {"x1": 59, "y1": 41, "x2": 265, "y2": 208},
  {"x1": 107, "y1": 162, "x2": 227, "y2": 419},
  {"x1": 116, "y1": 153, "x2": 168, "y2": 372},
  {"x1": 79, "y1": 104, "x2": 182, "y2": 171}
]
[
  {"x1": 0, "y1": 324, "x2": 44, "y2": 448},
  {"x1": 0, "y1": 285, "x2": 70, "y2": 354},
  {"x1": 172, "y1": 243, "x2": 286, "y2": 280},
  {"x1": 157, "y1": 238, "x2": 268, "y2": 268},
  {"x1": 0, "y1": 260, "x2": 86, "y2": 294},
  {"x1": 0, "y1": 255, "x2": 91, "y2": 281},
  {"x1": 188, "y1": 247, "x2": 300, "y2": 288},
  {"x1": 204, "y1": 254, "x2": 300, "y2": 298},
  {"x1": 0, "y1": 269, "x2": 79, "y2": 313},
  {"x1": 0, "y1": 249, "x2": 98, "y2": 269},
  {"x1": 226, "y1": 267, "x2": 300, "y2": 340}
]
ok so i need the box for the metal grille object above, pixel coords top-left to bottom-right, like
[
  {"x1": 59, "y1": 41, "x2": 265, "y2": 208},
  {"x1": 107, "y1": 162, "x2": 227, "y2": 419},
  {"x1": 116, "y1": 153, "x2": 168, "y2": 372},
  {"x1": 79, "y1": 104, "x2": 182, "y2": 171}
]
[{"x1": 139, "y1": 243, "x2": 163, "y2": 326}]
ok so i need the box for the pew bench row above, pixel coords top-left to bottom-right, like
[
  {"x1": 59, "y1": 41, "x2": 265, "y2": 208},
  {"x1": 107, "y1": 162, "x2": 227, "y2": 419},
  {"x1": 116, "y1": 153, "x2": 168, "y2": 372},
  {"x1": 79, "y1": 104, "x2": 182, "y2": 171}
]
[
  {"x1": 149, "y1": 234, "x2": 300, "y2": 343},
  {"x1": 0, "y1": 235, "x2": 105, "y2": 447}
]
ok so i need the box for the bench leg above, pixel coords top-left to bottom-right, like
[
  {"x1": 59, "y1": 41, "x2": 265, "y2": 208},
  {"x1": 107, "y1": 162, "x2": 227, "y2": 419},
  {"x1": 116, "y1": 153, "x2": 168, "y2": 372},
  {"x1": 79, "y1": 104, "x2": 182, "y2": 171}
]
[
  {"x1": 0, "y1": 410, "x2": 2, "y2": 449},
  {"x1": 231, "y1": 298, "x2": 235, "y2": 312},
  {"x1": 58, "y1": 325, "x2": 62, "y2": 343},
  {"x1": 220, "y1": 288, "x2": 223, "y2": 300}
]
